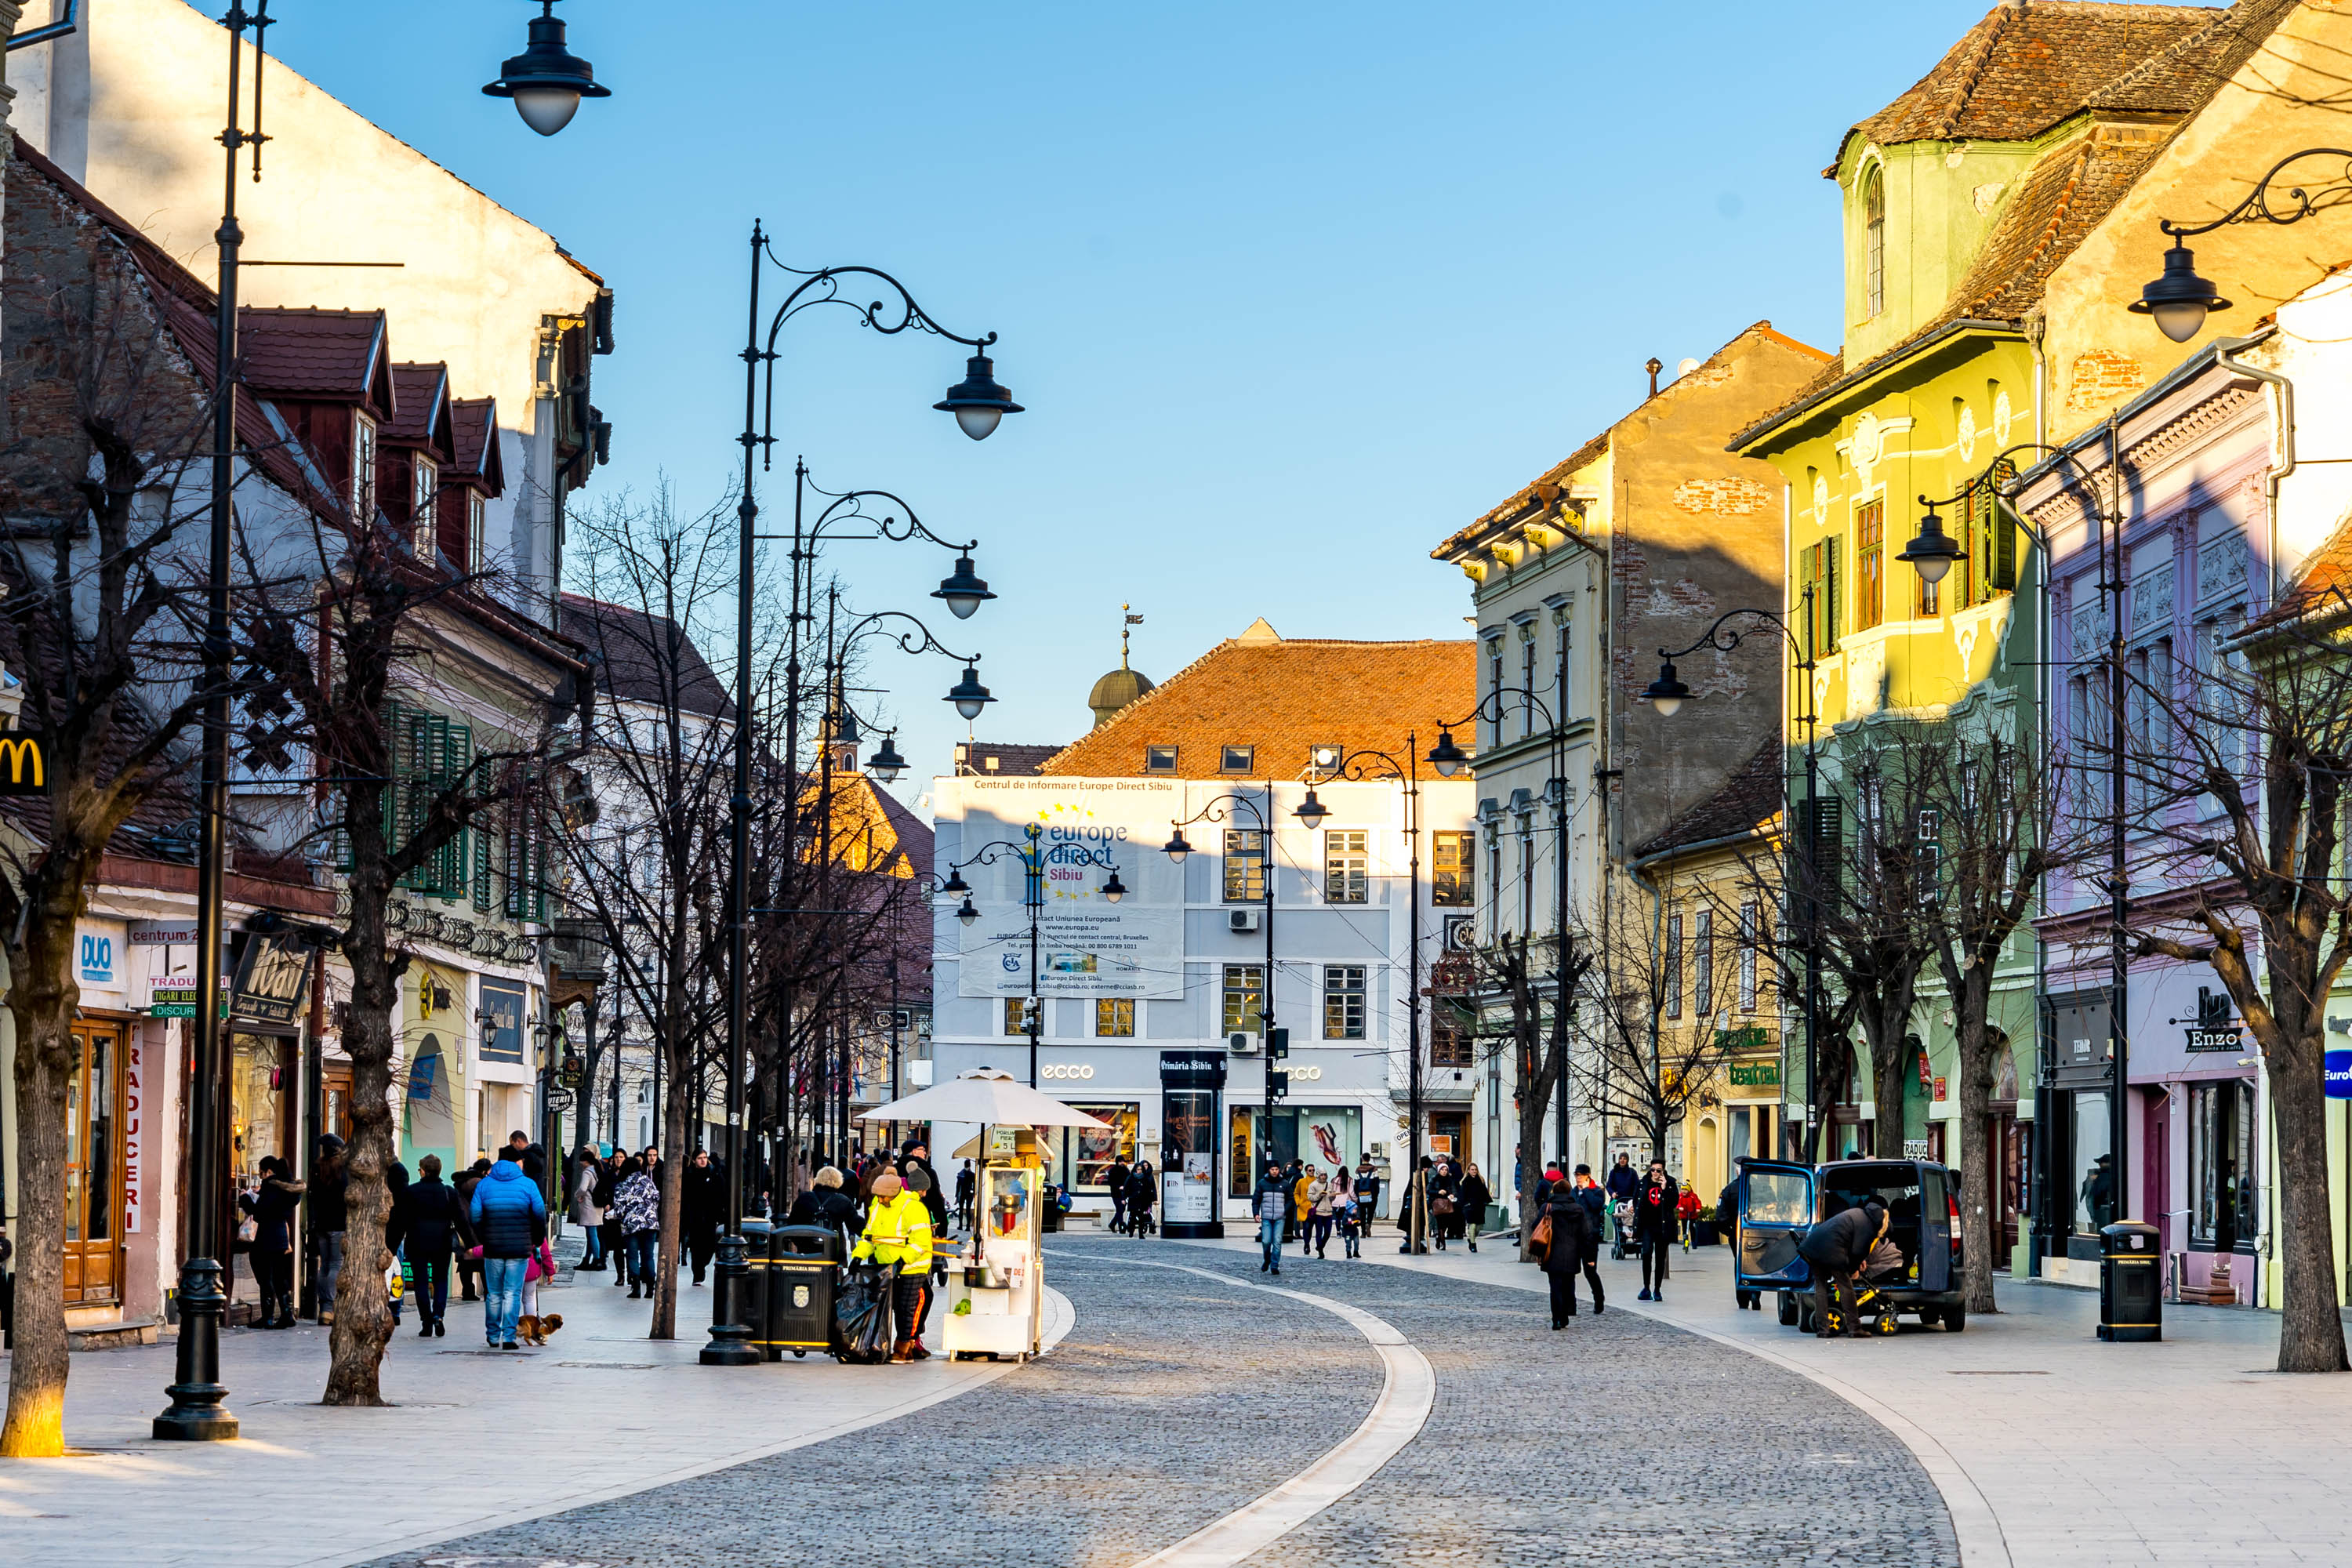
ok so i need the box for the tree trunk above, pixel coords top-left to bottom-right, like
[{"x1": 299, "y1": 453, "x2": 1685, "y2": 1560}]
[
  {"x1": 1951, "y1": 973, "x2": 2001, "y2": 1314},
  {"x1": 324, "y1": 895, "x2": 399, "y2": 1404},
  {"x1": 2270, "y1": 1029, "x2": 2349, "y2": 1373},
  {"x1": 649, "y1": 1052, "x2": 690, "y2": 1340},
  {"x1": 1863, "y1": 1004, "x2": 1910, "y2": 1163},
  {"x1": 0, "y1": 920, "x2": 79, "y2": 1457}
]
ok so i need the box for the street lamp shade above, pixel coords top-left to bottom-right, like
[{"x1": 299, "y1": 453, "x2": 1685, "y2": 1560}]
[
  {"x1": 2130, "y1": 241, "x2": 2230, "y2": 343},
  {"x1": 931, "y1": 554, "x2": 995, "y2": 620},
  {"x1": 945, "y1": 664, "x2": 994, "y2": 721},
  {"x1": 1163, "y1": 828, "x2": 1192, "y2": 864},
  {"x1": 1294, "y1": 789, "x2": 1330, "y2": 829},
  {"x1": 482, "y1": 2, "x2": 610, "y2": 137},
  {"x1": 1102, "y1": 868, "x2": 1127, "y2": 903},
  {"x1": 935, "y1": 352, "x2": 1024, "y2": 441},
  {"x1": 1896, "y1": 502, "x2": 1966, "y2": 586},
  {"x1": 867, "y1": 734, "x2": 908, "y2": 782},
  {"x1": 1425, "y1": 729, "x2": 1468, "y2": 779},
  {"x1": 955, "y1": 895, "x2": 979, "y2": 927},
  {"x1": 941, "y1": 866, "x2": 971, "y2": 895},
  {"x1": 1644, "y1": 658, "x2": 1693, "y2": 718}
]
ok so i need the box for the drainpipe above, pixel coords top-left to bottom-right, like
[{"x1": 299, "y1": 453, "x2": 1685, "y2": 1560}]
[
  {"x1": 2210, "y1": 336, "x2": 2294, "y2": 608},
  {"x1": 2027, "y1": 310, "x2": 2049, "y2": 448}
]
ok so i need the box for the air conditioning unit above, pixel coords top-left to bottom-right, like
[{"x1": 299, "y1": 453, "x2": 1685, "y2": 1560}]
[
  {"x1": 1229, "y1": 909, "x2": 1261, "y2": 934},
  {"x1": 1229, "y1": 1031, "x2": 1260, "y2": 1054}
]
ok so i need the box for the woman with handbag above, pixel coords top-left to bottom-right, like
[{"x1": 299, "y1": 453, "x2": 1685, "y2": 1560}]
[
  {"x1": 1537, "y1": 1178, "x2": 1598, "y2": 1327},
  {"x1": 570, "y1": 1145, "x2": 607, "y2": 1272},
  {"x1": 1429, "y1": 1159, "x2": 1461, "y2": 1250}
]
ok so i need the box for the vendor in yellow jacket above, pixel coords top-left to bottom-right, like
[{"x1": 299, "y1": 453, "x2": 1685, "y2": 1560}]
[{"x1": 854, "y1": 1167, "x2": 937, "y2": 1362}]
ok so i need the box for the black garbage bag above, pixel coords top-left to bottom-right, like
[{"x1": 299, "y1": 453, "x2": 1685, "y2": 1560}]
[{"x1": 833, "y1": 1261, "x2": 896, "y2": 1364}]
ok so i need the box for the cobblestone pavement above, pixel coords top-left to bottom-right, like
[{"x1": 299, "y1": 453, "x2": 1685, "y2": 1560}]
[
  {"x1": 366, "y1": 1237, "x2": 1955, "y2": 1568},
  {"x1": 1177, "y1": 1245, "x2": 1962, "y2": 1567},
  {"x1": 361, "y1": 1240, "x2": 1382, "y2": 1568}
]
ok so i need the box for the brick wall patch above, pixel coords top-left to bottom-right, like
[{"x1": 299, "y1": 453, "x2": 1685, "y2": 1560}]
[
  {"x1": 2066, "y1": 349, "x2": 2144, "y2": 412},
  {"x1": 1672, "y1": 475, "x2": 1769, "y2": 516}
]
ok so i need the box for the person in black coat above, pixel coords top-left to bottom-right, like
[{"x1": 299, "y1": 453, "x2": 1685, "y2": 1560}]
[
  {"x1": 1105, "y1": 1156, "x2": 1132, "y2": 1234},
  {"x1": 1124, "y1": 1161, "x2": 1156, "y2": 1236},
  {"x1": 901, "y1": 1141, "x2": 949, "y2": 1238},
  {"x1": 1632, "y1": 1159, "x2": 1679, "y2": 1301},
  {"x1": 1457, "y1": 1164, "x2": 1494, "y2": 1254},
  {"x1": 1537, "y1": 1179, "x2": 1599, "y2": 1327},
  {"x1": 954, "y1": 1160, "x2": 978, "y2": 1230},
  {"x1": 310, "y1": 1134, "x2": 349, "y2": 1323},
  {"x1": 683, "y1": 1149, "x2": 726, "y2": 1285},
  {"x1": 452, "y1": 1158, "x2": 492, "y2": 1301},
  {"x1": 240, "y1": 1157, "x2": 305, "y2": 1328},
  {"x1": 387, "y1": 1153, "x2": 463, "y2": 1337},
  {"x1": 784, "y1": 1166, "x2": 858, "y2": 1247},
  {"x1": 595, "y1": 1153, "x2": 624, "y2": 1287},
  {"x1": 1429, "y1": 1158, "x2": 1464, "y2": 1250},
  {"x1": 1800, "y1": 1198, "x2": 1889, "y2": 1338}
]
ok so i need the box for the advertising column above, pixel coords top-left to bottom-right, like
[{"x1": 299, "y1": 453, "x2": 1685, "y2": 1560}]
[{"x1": 1160, "y1": 1050, "x2": 1226, "y2": 1239}]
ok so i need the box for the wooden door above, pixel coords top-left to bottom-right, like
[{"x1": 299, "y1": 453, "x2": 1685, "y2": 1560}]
[
  {"x1": 1983, "y1": 1109, "x2": 2020, "y2": 1269},
  {"x1": 64, "y1": 1020, "x2": 125, "y2": 1305},
  {"x1": 2143, "y1": 1091, "x2": 2171, "y2": 1256},
  {"x1": 322, "y1": 1064, "x2": 354, "y2": 1149}
]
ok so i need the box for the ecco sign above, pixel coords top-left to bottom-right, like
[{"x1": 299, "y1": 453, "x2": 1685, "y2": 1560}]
[
  {"x1": 1287, "y1": 1064, "x2": 1323, "y2": 1082},
  {"x1": 1041, "y1": 1063, "x2": 1096, "y2": 1081}
]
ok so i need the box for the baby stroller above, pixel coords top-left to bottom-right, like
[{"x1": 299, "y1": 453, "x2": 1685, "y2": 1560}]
[
  {"x1": 1822, "y1": 1238, "x2": 1911, "y2": 1337},
  {"x1": 1609, "y1": 1198, "x2": 1635, "y2": 1261},
  {"x1": 1126, "y1": 1165, "x2": 1158, "y2": 1238}
]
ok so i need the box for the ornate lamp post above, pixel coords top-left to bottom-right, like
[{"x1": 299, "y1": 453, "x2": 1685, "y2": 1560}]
[{"x1": 2129, "y1": 147, "x2": 2352, "y2": 342}]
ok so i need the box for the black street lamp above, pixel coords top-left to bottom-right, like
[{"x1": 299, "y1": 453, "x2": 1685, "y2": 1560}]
[
  {"x1": 1167, "y1": 791, "x2": 1277, "y2": 1208},
  {"x1": 2131, "y1": 148, "x2": 2352, "y2": 342},
  {"x1": 1646, "y1": 598, "x2": 1823, "y2": 1160},
  {"x1": 714, "y1": 231, "x2": 1014, "y2": 1370},
  {"x1": 934, "y1": 826, "x2": 1121, "y2": 1087},
  {"x1": 481, "y1": 1, "x2": 612, "y2": 137}
]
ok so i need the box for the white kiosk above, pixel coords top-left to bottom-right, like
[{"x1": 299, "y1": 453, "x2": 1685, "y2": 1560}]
[{"x1": 859, "y1": 1069, "x2": 1108, "y2": 1363}]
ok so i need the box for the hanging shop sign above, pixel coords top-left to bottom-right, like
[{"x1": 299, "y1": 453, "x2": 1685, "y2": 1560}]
[
  {"x1": 0, "y1": 734, "x2": 46, "y2": 795},
  {"x1": 231, "y1": 931, "x2": 310, "y2": 1025},
  {"x1": 2186, "y1": 1025, "x2": 2241, "y2": 1053},
  {"x1": 1729, "y1": 1060, "x2": 1780, "y2": 1088},
  {"x1": 478, "y1": 980, "x2": 526, "y2": 1064}
]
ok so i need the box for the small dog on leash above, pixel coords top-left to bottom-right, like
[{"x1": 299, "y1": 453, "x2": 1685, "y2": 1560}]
[{"x1": 516, "y1": 1312, "x2": 564, "y2": 1346}]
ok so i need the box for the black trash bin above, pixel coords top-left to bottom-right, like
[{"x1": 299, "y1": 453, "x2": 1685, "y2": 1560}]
[
  {"x1": 761, "y1": 1223, "x2": 841, "y2": 1359},
  {"x1": 734, "y1": 1218, "x2": 773, "y2": 1355},
  {"x1": 2098, "y1": 1220, "x2": 2162, "y2": 1342}
]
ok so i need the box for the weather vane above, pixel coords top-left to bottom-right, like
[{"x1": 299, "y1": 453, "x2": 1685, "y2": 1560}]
[{"x1": 1120, "y1": 603, "x2": 1143, "y2": 669}]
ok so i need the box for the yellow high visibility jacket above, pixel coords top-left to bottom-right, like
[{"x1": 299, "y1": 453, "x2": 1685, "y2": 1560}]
[{"x1": 855, "y1": 1190, "x2": 935, "y2": 1271}]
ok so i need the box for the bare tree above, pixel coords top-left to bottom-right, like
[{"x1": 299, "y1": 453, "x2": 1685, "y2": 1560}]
[
  {"x1": 1440, "y1": 933, "x2": 1588, "y2": 1261},
  {"x1": 1570, "y1": 887, "x2": 1738, "y2": 1173},
  {"x1": 2107, "y1": 585, "x2": 2352, "y2": 1373},
  {"x1": 0, "y1": 223, "x2": 214, "y2": 1456},
  {"x1": 232, "y1": 499, "x2": 555, "y2": 1403},
  {"x1": 1897, "y1": 718, "x2": 2078, "y2": 1315}
]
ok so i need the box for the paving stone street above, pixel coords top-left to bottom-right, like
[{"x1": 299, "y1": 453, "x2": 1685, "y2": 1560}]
[{"x1": 366, "y1": 1236, "x2": 1956, "y2": 1568}]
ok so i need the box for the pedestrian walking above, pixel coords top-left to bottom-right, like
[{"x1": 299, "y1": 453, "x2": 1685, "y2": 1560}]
[
  {"x1": 469, "y1": 1147, "x2": 546, "y2": 1349},
  {"x1": 1105, "y1": 1155, "x2": 1131, "y2": 1234},
  {"x1": 1126, "y1": 1160, "x2": 1157, "y2": 1237},
  {"x1": 383, "y1": 1155, "x2": 411, "y2": 1328},
  {"x1": 239, "y1": 1156, "x2": 303, "y2": 1329},
  {"x1": 311, "y1": 1134, "x2": 349, "y2": 1324},
  {"x1": 1606, "y1": 1152, "x2": 1639, "y2": 1204},
  {"x1": 954, "y1": 1160, "x2": 978, "y2": 1231},
  {"x1": 1458, "y1": 1163, "x2": 1492, "y2": 1254},
  {"x1": 1305, "y1": 1168, "x2": 1335, "y2": 1258},
  {"x1": 1253, "y1": 1162, "x2": 1290, "y2": 1274},
  {"x1": 1633, "y1": 1158, "x2": 1679, "y2": 1301},
  {"x1": 851, "y1": 1168, "x2": 937, "y2": 1362},
  {"x1": 1353, "y1": 1159, "x2": 1381, "y2": 1230},
  {"x1": 1677, "y1": 1183, "x2": 1704, "y2": 1252},
  {"x1": 612, "y1": 1156, "x2": 661, "y2": 1299},
  {"x1": 1335, "y1": 1172, "x2": 1362, "y2": 1258},
  {"x1": 901, "y1": 1142, "x2": 949, "y2": 1239},
  {"x1": 1536, "y1": 1173, "x2": 1600, "y2": 1327},
  {"x1": 453, "y1": 1157, "x2": 492, "y2": 1301},
  {"x1": 684, "y1": 1148, "x2": 724, "y2": 1286},
  {"x1": 594, "y1": 1152, "x2": 624, "y2": 1286},
  {"x1": 1397, "y1": 1155, "x2": 1432, "y2": 1254},
  {"x1": 570, "y1": 1145, "x2": 606, "y2": 1272},
  {"x1": 1429, "y1": 1157, "x2": 1461, "y2": 1250},
  {"x1": 388, "y1": 1152, "x2": 460, "y2": 1338}
]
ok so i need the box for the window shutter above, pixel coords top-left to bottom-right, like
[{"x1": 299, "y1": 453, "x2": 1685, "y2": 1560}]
[
  {"x1": 1824, "y1": 535, "x2": 1841, "y2": 653},
  {"x1": 473, "y1": 822, "x2": 494, "y2": 912},
  {"x1": 1988, "y1": 459, "x2": 2019, "y2": 591}
]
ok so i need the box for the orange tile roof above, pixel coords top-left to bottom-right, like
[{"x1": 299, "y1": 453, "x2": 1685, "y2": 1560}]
[{"x1": 1037, "y1": 630, "x2": 1474, "y2": 779}]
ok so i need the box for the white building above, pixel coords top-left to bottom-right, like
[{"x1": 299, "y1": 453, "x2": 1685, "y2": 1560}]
[{"x1": 927, "y1": 621, "x2": 1475, "y2": 1229}]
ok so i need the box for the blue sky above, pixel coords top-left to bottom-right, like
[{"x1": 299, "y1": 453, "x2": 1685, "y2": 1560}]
[{"x1": 272, "y1": 0, "x2": 1998, "y2": 798}]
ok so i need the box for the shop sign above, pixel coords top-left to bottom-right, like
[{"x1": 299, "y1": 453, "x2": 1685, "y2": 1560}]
[
  {"x1": 0, "y1": 733, "x2": 46, "y2": 794},
  {"x1": 1729, "y1": 1061, "x2": 1780, "y2": 1088},
  {"x1": 122, "y1": 1036, "x2": 143, "y2": 1234},
  {"x1": 2186, "y1": 1025, "x2": 2241, "y2": 1052},
  {"x1": 1715, "y1": 1025, "x2": 1768, "y2": 1053},
  {"x1": 2327, "y1": 1050, "x2": 2352, "y2": 1099},
  {"x1": 1040, "y1": 1062, "x2": 1097, "y2": 1081},
  {"x1": 1158, "y1": 1050, "x2": 1227, "y2": 1089},
  {"x1": 231, "y1": 931, "x2": 310, "y2": 1025},
  {"x1": 1933, "y1": 1076, "x2": 1948, "y2": 1102},
  {"x1": 1905, "y1": 1138, "x2": 1930, "y2": 1160},
  {"x1": 77, "y1": 929, "x2": 116, "y2": 986},
  {"x1": 129, "y1": 919, "x2": 198, "y2": 946},
  {"x1": 478, "y1": 980, "x2": 526, "y2": 1063},
  {"x1": 147, "y1": 971, "x2": 209, "y2": 1019}
]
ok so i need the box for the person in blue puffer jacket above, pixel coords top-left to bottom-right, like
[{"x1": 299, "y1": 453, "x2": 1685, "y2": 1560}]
[{"x1": 469, "y1": 1149, "x2": 546, "y2": 1349}]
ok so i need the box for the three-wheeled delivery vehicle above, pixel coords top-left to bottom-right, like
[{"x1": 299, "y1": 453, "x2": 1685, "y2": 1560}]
[{"x1": 1734, "y1": 1155, "x2": 1968, "y2": 1334}]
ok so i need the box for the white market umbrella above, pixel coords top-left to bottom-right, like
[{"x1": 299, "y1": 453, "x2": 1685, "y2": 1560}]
[{"x1": 858, "y1": 1068, "x2": 1111, "y2": 1131}]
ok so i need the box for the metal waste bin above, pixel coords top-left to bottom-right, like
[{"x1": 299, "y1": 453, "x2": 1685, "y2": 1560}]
[
  {"x1": 2098, "y1": 1220, "x2": 2162, "y2": 1342},
  {"x1": 760, "y1": 1223, "x2": 842, "y2": 1359},
  {"x1": 735, "y1": 1218, "x2": 773, "y2": 1355}
]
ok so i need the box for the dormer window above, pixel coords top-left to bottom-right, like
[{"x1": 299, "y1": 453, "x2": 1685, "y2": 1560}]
[
  {"x1": 352, "y1": 413, "x2": 378, "y2": 521},
  {"x1": 1863, "y1": 165, "x2": 1886, "y2": 321},
  {"x1": 1145, "y1": 745, "x2": 1178, "y2": 774},
  {"x1": 412, "y1": 458, "x2": 437, "y2": 555},
  {"x1": 1220, "y1": 744, "x2": 1254, "y2": 775}
]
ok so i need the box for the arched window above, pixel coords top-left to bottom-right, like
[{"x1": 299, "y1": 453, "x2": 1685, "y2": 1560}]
[{"x1": 1863, "y1": 166, "x2": 1886, "y2": 319}]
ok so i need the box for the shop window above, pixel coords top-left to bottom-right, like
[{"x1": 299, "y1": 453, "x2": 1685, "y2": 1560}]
[
  {"x1": 1223, "y1": 829, "x2": 1265, "y2": 903},
  {"x1": 2071, "y1": 1090, "x2": 2114, "y2": 1234},
  {"x1": 2190, "y1": 1079, "x2": 2257, "y2": 1247},
  {"x1": 1323, "y1": 829, "x2": 1368, "y2": 903},
  {"x1": 1094, "y1": 998, "x2": 1134, "y2": 1037},
  {"x1": 1222, "y1": 964, "x2": 1264, "y2": 1037},
  {"x1": 1431, "y1": 831, "x2": 1472, "y2": 907},
  {"x1": 1431, "y1": 1010, "x2": 1472, "y2": 1066},
  {"x1": 1003, "y1": 997, "x2": 1032, "y2": 1036},
  {"x1": 1323, "y1": 965, "x2": 1366, "y2": 1040}
]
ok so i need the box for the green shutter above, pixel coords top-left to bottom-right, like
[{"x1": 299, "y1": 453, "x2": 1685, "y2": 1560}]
[
  {"x1": 1987, "y1": 459, "x2": 2018, "y2": 592},
  {"x1": 473, "y1": 822, "x2": 493, "y2": 912}
]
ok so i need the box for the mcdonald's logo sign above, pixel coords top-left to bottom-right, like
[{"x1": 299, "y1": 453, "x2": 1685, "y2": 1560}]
[{"x1": 0, "y1": 736, "x2": 45, "y2": 795}]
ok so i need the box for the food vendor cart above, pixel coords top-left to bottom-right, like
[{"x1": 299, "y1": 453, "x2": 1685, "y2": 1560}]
[{"x1": 858, "y1": 1069, "x2": 1109, "y2": 1363}]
